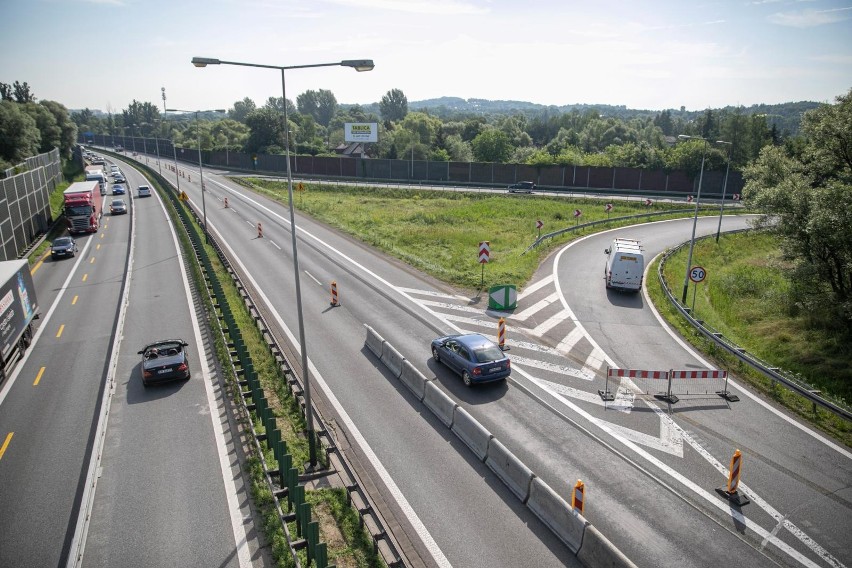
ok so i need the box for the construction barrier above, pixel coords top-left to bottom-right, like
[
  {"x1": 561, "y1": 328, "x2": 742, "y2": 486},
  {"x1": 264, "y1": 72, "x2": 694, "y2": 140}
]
[
  {"x1": 257, "y1": 222, "x2": 263, "y2": 238},
  {"x1": 485, "y1": 438, "x2": 535, "y2": 503},
  {"x1": 330, "y1": 281, "x2": 339, "y2": 306},
  {"x1": 600, "y1": 368, "x2": 668, "y2": 401},
  {"x1": 364, "y1": 324, "x2": 384, "y2": 359},
  {"x1": 718, "y1": 449, "x2": 750, "y2": 505},
  {"x1": 497, "y1": 317, "x2": 506, "y2": 349},
  {"x1": 399, "y1": 359, "x2": 429, "y2": 401},
  {"x1": 380, "y1": 341, "x2": 405, "y2": 379},
  {"x1": 577, "y1": 525, "x2": 638, "y2": 568},
  {"x1": 224, "y1": 196, "x2": 229, "y2": 208},
  {"x1": 526, "y1": 477, "x2": 587, "y2": 553},
  {"x1": 668, "y1": 369, "x2": 736, "y2": 402},
  {"x1": 571, "y1": 479, "x2": 585, "y2": 514},
  {"x1": 601, "y1": 367, "x2": 733, "y2": 404},
  {"x1": 423, "y1": 381, "x2": 458, "y2": 428},
  {"x1": 450, "y1": 406, "x2": 493, "y2": 461}
]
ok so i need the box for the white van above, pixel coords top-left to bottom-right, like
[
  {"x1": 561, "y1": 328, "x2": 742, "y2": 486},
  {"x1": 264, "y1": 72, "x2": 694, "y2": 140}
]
[{"x1": 604, "y1": 238, "x2": 645, "y2": 292}]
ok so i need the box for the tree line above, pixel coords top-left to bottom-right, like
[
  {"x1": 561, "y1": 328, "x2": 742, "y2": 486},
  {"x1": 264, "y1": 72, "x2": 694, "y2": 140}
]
[
  {"x1": 63, "y1": 86, "x2": 805, "y2": 178},
  {"x1": 0, "y1": 81, "x2": 77, "y2": 172}
]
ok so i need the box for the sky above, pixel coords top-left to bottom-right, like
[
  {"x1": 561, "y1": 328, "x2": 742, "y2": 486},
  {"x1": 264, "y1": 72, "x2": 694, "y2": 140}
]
[{"x1": 1, "y1": 0, "x2": 850, "y2": 115}]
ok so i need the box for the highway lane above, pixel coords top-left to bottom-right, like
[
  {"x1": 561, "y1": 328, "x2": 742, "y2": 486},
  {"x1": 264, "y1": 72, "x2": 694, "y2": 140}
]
[
  {"x1": 150, "y1": 156, "x2": 778, "y2": 567},
  {"x1": 551, "y1": 217, "x2": 852, "y2": 568},
  {"x1": 0, "y1": 206, "x2": 130, "y2": 567},
  {"x1": 156, "y1": 160, "x2": 576, "y2": 567},
  {"x1": 134, "y1": 153, "x2": 849, "y2": 567},
  {"x1": 79, "y1": 158, "x2": 256, "y2": 567}
]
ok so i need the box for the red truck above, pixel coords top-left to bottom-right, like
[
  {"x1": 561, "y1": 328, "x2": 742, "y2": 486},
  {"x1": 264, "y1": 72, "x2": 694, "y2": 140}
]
[{"x1": 63, "y1": 180, "x2": 102, "y2": 233}]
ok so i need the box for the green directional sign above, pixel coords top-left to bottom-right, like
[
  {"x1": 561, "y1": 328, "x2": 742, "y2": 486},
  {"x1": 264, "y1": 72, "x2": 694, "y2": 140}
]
[{"x1": 488, "y1": 284, "x2": 517, "y2": 310}]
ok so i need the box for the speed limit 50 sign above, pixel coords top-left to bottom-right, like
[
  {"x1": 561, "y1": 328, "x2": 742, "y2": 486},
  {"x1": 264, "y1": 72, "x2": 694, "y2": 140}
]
[{"x1": 689, "y1": 266, "x2": 707, "y2": 283}]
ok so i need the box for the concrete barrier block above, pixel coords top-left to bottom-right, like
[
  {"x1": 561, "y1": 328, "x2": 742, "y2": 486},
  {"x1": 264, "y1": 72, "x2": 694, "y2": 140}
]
[
  {"x1": 577, "y1": 524, "x2": 638, "y2": 568},
  {"x1": 423, "y1": 382, "x2": 458, "y2": 428},
  {"x1": 526, "y1": 477, "x2": 587, "y2": 553},
  {"x1": 399, "y1": 359, "x2": 429, "y2": 401},
  {"x1": 381, "y1": 341, "x2": 405, "y2": 379},
  {"x1": 364, "y1": 325, "x2": 384, "y2": 359},
  {"x1": 485, "y1": 438, "x2": 535, "y2": 503},
  {"x1": 451, "y1": 407, "x2": 493, "y2": 462}
]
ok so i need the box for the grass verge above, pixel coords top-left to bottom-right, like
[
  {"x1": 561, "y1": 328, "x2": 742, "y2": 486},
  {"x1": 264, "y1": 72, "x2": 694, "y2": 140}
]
[
  {"x1": 232, "y1": 178, "x2": 729, "y2": 290},
  {"x1": 651, "y1": 231, "x2": 851, "y2": 445}
]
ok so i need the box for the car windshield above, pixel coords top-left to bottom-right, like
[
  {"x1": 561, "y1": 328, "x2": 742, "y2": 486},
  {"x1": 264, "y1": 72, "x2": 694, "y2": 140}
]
[
  {"x1": 473, "y1": 345, "x2": 504, "y2": 363},
  {"x1": 111, "y1": 200, "x2": 124, "y2": 206},
  {"x1": 53, "y1": 237, "x2": 72, "y2": 246}
]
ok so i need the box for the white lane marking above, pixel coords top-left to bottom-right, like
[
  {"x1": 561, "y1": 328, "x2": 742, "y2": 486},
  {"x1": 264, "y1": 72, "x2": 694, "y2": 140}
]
[
  {"x1": 164, "y1": 193, "x2": 253, "y2": 567},
  {"x1": 529, "y1": 310, "x2": 571, "y2": 336},
  {"x1": 513, "y1": 365, "x2": 827, "y2": 568},
  {"x1": 305, "y1": 271, "x2": 322, "y2": 286},
  {"x1": 397, "y1": 287, "x2": 469, "y2": 302},
  {"x1": 584, "y1": 347, "x2": 608, "y2": 370},
  {"x1": 0, "y1": 238, "x2": 94, "y2": 406},
  {"x1": 553, "y1": 221, "x2": 847, "y2": 566},
  {"x1": 511, "y1": 355, "x2": 593, "y2": 380},
  {"x1": 529, "y1": 377, "x2": 604, "y2": 405},
  {"x1": 418, "y1": 299, "x2": 482, "y2": 315},
  {"x1": 641, "y1": 254, "x2": 852, "y2": 460},
  {"x1": 207, "y1": 219, "x2": 452, "y2": 568},
  {"x1": 517, "y1": 274, "x2": 554, "y2": 300},
  {"x1": 556, "y1": 326, "x2": 584, "y2": 353},
  {"x1": 270, "y1": 240, "x2": 281, "y2": 250},
  {"x1": 510, "y1": 292, "x2": 560, "y2": 321}
]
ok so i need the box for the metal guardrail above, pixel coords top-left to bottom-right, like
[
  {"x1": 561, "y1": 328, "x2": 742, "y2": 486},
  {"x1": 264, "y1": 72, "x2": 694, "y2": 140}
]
[
  {"x1": 123, "y1": 152, "x2": 406, "y2": 567},
  {"x1": 524, "y1": 209, "x2": 699, "y2": 253},
  {"x1": 658, "y1": 232, "x2": 852, "y2": 422}
]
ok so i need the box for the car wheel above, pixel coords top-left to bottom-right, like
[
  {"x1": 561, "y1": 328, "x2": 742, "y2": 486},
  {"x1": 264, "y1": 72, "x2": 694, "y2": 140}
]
[
  {"x1": 432, "y1": 346, "x2": 441, "y2": 363},
  {"x1": 462, "y1": 371, "x2": 473, "y2": 387},
  {"x1": 142, "y1": 380, "x2": 149, "y2": 388}
]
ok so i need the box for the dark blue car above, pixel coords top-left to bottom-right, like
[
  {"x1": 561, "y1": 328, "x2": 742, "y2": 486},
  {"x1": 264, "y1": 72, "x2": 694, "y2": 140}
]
[
  {"x1": 431, "y1": 333, "x2": 510, "y2": 386},
  {"x1": 112, "y1": 184, "x2": 126, "y2": 195}
]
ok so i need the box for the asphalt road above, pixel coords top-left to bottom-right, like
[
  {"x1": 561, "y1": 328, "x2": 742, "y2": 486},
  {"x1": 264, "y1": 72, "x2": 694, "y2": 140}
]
[
  {"x1": 124, "y1": 152, "x2": 851, "y2": 568},
  {"x1": 0, "y1": 194, "x2": 130, "y2": 567}
]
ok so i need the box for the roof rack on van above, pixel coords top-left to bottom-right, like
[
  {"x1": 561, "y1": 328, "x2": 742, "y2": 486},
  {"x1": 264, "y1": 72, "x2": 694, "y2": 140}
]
[{"x1": 612, "y1": 238, "x2": 643, "y2": 251}]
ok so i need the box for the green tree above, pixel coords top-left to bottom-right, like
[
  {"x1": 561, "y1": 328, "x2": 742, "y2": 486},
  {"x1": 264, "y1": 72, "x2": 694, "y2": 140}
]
[
  {"x1": 297, "y1": 89, "x2": 337, "y2": 127},
  {"x1": 471, "y1": 129, "x2": 512, "y2": 162},
  {"x1": 40, "y1": 100, "x2": 77, "y2": 157},
  {"x1": 744, "y1": 89, "x2": 852, "y2": 329},
  {"x1": 230, "y1": 98, "x2": 257, "y2": 123},
  {"x1": 379, "y1": 88, "x2": 408, "y2": 122},
  {"x1": 0, "y1": 100, "x2": 40, "y2": 168},
  {"x1": 22, "y1": 103, "x2": 60, "y2": 154},
  {"x1": 12, "y1": 81, "x2": 35, "y2": 103},
  {"x1": 244, "y1": 107, "x2": 288, "y2": 154}
]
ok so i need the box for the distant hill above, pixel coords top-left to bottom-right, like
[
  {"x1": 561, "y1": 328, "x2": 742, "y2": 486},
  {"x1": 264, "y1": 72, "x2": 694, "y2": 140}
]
[{"x1": 362, "y1": 96, "x2": 822, "y2": 136}]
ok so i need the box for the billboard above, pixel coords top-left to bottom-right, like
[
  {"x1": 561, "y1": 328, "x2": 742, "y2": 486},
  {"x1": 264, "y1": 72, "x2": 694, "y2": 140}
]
[{"x1": 344, "y1": 123, "x2": 378, "y2": 143}]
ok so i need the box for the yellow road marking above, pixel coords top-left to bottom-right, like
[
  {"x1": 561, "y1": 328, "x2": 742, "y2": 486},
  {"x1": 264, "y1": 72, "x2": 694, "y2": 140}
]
[
  {"x1": 0, "y1": 432, "x2": 12, "y2": 461},
  {"x1": 90, "y1": 257, "x2": 95, "y2": 264},
  {"x1": 72, "y1": 295, "x2": 78, "y2": 305},
  {"x1": 82, "y1": 274, "x2": 88, "y2": 282},
  {"x1": 56, "y1": 324, "x2": 65, "y2": 338},
  {"x1": 33, "y1": 366, "x2": 46, "y2": 386},
  {"x1": 96, "y1": 244, "x2": 101, "y2": 250},
  {"x1": 31, "y1": 251, "x2": 50, "y2": 276}
]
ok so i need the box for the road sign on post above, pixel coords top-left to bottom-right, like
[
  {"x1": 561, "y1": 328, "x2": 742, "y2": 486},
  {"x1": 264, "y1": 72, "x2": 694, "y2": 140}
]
[
  {"x1": 479, "y1": 241, "x2": 490, "y2": 287},
  {"x1": 536, "y1": 219, "x2": 543, "y2": 238},
  {"x1": 688, "y1": 266, "x2": 706, "y2": 314}
]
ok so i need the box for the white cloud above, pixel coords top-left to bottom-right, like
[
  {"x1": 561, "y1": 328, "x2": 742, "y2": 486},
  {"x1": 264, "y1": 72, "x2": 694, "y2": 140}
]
[
  {"x1": 322, "y1": 0, "x2": 489, "y2": 15},
  {"x1": 768, "y1": 6, "x2": 852, "y2": 27}
]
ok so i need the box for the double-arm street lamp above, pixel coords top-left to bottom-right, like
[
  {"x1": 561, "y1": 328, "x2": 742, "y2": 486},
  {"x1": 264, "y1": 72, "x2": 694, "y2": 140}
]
[
  {"x1": 191, "y1": 55, "x2": 375, "y2": 467},
  {"x1": 715, "y1": 140, "x2": 733, "y2": 243},
  {"x1": 166, "y1": 108, "x2": 225, "y2": 243}
]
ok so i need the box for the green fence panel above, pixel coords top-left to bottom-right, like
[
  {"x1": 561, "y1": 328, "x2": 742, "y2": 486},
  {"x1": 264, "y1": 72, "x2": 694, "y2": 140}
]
[
  {"x1": 306, "y1": 520, "x2": 319, "y2": 562},
  {"x1": 297, "y1": 502, "x2": 311, "y2": 536},
  {"x1": 278, "y1": 453, "x2": 292, "y2": 490},
  {"x1": 315, "y1": 543, "x2": 328, "y2": 568},
  {"x1": 287, "y1": 467, "x2": 299, "y2": 510}
]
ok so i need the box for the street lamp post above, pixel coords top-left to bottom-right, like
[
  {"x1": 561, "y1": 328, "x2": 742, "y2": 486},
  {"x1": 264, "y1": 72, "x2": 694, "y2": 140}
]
[
  {"x1": 715, "y1": 140, "x2": 732, "y2": 243},
  {"x1": 162, "y1": 89, "x2": 181, "y2": 194},
  {"x1": 167, "y1": 108, "x2": 225, "y2": 243},
  {"x1": 677, "y1": 134, "x2": 710, "y2": 305},
  {"x1": 191, "y1": 55, "x2": 374, "y2": 468}
]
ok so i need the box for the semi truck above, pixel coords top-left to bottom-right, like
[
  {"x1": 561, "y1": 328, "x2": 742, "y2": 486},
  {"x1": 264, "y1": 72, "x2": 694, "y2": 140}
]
[
  {"x1": 0, "y1": 259, "x2": 39, "y2": 384},
  {"x1": 64, "y1": 180, "x2": 102, "y2": 233}
]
